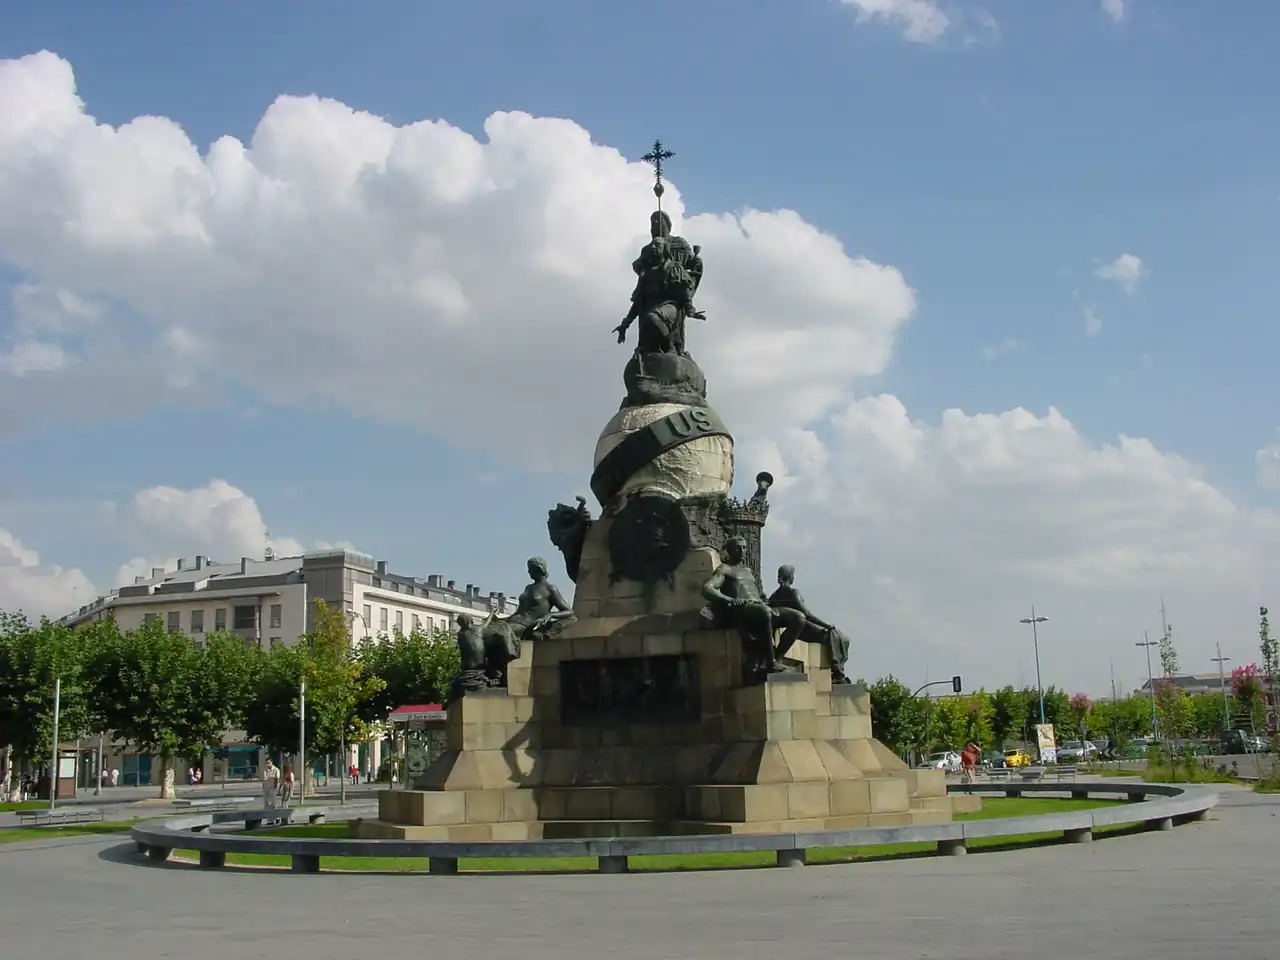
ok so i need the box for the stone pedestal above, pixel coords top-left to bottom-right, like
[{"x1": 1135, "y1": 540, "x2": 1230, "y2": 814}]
[{"x1": 356, "y1": 609, "x2": 960, "y2": 841}]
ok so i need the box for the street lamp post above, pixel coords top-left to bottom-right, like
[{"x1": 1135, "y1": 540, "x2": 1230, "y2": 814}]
[
  {"x1": 1136, "y1": 632, "x2": 1159, "y2": 734},
  {"x1": 1211, "y1": 643, "x2": 1232, "y2": 736},
  {"x1": 1019, "y1": 608, "x2": 1049, "y2": 724}
]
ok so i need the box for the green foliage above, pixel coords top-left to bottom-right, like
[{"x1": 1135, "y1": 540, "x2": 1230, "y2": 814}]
[
  {"x1": 244, "y1": 601, "x2": 385, "y2": 756},
  {"x1": 354, "y1": 627, "x2": 459, "y2": 723},
  {"x1": 0, "y1": 613, "x2": 94, "y2": 766},
  {"x1": 1259, "y1": 607, "x2": 1278, "y2": 703},
  {"x1": 865, "y1": 676, "x2": 923, "y2": 753},
  {"x1": 86, "y1": 618, "x2": 261, "y2": 766},
  {"x1": 988, "y1": 686, "x2": 1026, "y2": 748}
]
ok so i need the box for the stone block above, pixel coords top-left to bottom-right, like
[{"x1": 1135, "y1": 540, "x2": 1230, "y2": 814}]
[
  {"x1": 865, "y1": 739, "x2": 910, "y2": 774},
  {"x1": 835, "y1": 714, "x2": 873, "y2": 740},
  {"x1": 815, "y1": 695, "x2": 831, "y2": 717},
  {"x1": 813, "y1": 739, "x2": 862, "y2": 779},
  {"x1": 787, "y1": 782, "x2": 831, "y2": 820},
  {"x1": 810, "y1": 669, "x2": 833, "y2": 694},
  {"x1": 530, "y1": 666, "x2": 559, "y2": 697},
  {"x1": 792, "y1": 709, "x2": 818, "y2": 741},
  {"x1": 824, "y1": 815, "x2": 872, "y2": 830},
  {"x1": 604, "y1": 632, "x2": 646, "y2": 657},
  {"x1": 600, "y1": 598, "x2": 648, "y2": 617},
  {"x1": 464, "y1": 789, "x2": 504, "y2": 824},
  {"x1": 827, "y1": 688, "x2": 871, "y2": 716},
  {"x1": 572, "y1": 599, "x2": 600, "y2": 619},
  {"x1": 950, "y1": 793, "x2": 983, "y2": 815},
  {"x1": 867, "y1": 811, "x2": 912, "y2": 828},
  {"x1": 908, "y1": 808, "x2": 951, "y2": 826},
  {"x1": 416, "y1": 791, "x2": 467, "y2": 826},
  {"x1": 489, "y1": 821, "x2": 537, "y2": 841},
  {"x1": 513, "y1": 697, "x2": 536, "y2": 722},
  {"x1": 536, "y1": 788, "x2": 567, "y2": 820},
  {"x1": 816, "y1": 717, "x2": 840, "y2": 740},
  {"x1": 904, "y1": 768, "x2": 947, "y2": 798},
  {"x1": 569, "y1": 636, "x2": 607, "y2": 659},
  {"x1": 755, "y1": 743, "x2": 795, "y2": 784},
  {"x1": 765, "y1": 710, "x2": 793, "y2": 742},
  {"x1": 829, "y1": 779, "x2": 873, "y2": 816},
  {"x1": 565, "y1": 788, "x2": 613, "y2": 820},
  {"x1": 610, "y1": 787, "x2": 661, "y2": 820},
  {"x1": 766, "y1": 680, "x2": 816, "y2": 713},
  {"x1": 778, "y1": 740, "x2": 828, "y2": 781},
  {"x1": 448, "y1": 824, "x2": 494, "y2": 841},
  {"x1": 643, "y1": 632, "x2": 684, "y2": 656},
  {"x1": 868, "y1": 776, "x2": 909, "y2": 813},
  {"x1": 507, "y1": 666, "x2": 531, "y2": 697},
  {"x1": 502, "y1": 788, "x2": 539, "y2": 822}
]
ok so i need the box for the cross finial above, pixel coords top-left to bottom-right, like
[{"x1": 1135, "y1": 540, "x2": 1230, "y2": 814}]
[{"x1": 641, "y1": 139, "x2": 676, "y2": 209}]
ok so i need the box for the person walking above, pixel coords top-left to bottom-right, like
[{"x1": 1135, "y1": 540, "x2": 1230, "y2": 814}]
[
  {"x1": 960, "y1": 742, "x2": 980, "y2": 784},
  {"x1": 279, "y1": 763, "x2": 295, "y2": 808},
  {"x1": 261, "y1": 759, "x2": 280, "y2": 809}
]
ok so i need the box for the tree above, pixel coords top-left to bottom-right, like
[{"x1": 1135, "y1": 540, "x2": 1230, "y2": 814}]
[
  {"x1": 1260, "y1": 607, "x2": 1278, "y2": 720},
  {"x1": 84, "y1": 618, "x2": 256, "y2": 798},
  {"x1": 0, "y1": 613, "x2": 93, "y2": 792},
  {"x1": 244, "y1": 643, "x2": 315, "y2": 754},
  {"x1": 355, "y1": 626, "x2": 459, "y2": 724},
  {"x1": 1159, "y1": 624, "x2": 1179, "y2": 678},
  {"x1": 865, "y1": 676, "x2": 924, "y2": 755},
  {"x1": 1068, "y1": 692, "x2": 1092, "y2": 739},
  {"x1": 1232, "y1": 664, "x2": 1266, "y2": 731},
  {"x1": 989, "y1": 686, "x2": 1027, "y2": 748}
]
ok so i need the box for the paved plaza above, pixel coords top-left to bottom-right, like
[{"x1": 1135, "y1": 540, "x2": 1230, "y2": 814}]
[{"x1": 0, "y1": 788, "x2": 1276, "y2": 960}]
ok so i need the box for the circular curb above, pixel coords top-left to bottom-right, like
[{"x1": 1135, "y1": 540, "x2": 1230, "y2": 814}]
[{"x1": 130, "y1": 780, "x2": 1218, "y2": 874}]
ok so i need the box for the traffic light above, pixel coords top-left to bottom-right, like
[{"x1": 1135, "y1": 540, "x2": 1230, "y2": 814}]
[{"x1": 952, "y1": 675, "x2": 962, "y2": 694}]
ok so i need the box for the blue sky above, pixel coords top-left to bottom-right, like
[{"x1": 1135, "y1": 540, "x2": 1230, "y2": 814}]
[{"x1": 0, "y1": 0, "x2": 1277, "y2": 694}]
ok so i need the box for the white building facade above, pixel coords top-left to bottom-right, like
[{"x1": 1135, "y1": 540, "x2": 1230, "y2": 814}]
[{"x1": 59, "y1": 549, "x2": 513, "y2": 786}]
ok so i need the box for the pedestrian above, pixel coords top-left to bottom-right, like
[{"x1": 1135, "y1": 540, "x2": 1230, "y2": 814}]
[
  {"x1": 350, "y1": 763, "x2": 358, "y2": 786},
  {"x1": 109, "y1": 768, "x2": 119, "y2": 788},
  {"x1": 261, "y1": 759, "x2": 280, "y2": 809},
  {"x1": 960, "y1": 742, "x2": 980, "y2": 784},
  {"x1": 279, "y1": 763, "x2": 295, "y2": 807}
]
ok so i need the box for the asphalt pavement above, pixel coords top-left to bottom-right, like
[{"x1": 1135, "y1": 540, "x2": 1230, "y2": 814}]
[{"x1": 0, "y1": 785, "x2": 1276, "y2": 959}]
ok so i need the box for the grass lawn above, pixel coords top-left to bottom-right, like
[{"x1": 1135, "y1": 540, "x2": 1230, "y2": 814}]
[
  {"x1": 171, "y1": 797, "x2": 1126, "y2": 873},
  {"x1": 0, "y1": 821, "x2": 137, "y2": 844},
  {"x1": 0, "y1": 801, "x2": 48, "y2": 813}
]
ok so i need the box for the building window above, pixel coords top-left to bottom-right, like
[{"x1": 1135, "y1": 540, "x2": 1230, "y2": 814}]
[
  {"x1": 395, "y1": 610, "x2": 404, "y2": 633},
  {"x1": 144, "y1": 612, "x2": 160, "y2": 626},
  {"x1": 269, "y1": 603, "x2": 282, "y2": 629},
  {"x1": 269, "y1": 637, "x2": 281, "y2": 648},
  {"x1": 214, "y1": 608, "x2": 227, "y2": 631},
  {"x1": 233, "y1": 605, "x2": 257, "y2": 631},
  {"x1": 167, "y1": 611, "x2": 181, "y2": 632},
  {"x1": 190, "y1": 609, "x2": 204, "y2": 633},
  {"x1": 379, "y1": 607, "x2": 388, "y2": 631},
  {"x1": 412, "y1": 614, "x2": 421, "y2": 633},
  {"x1": 362, "y1": 604, "x2": 372, "y2": 628}
]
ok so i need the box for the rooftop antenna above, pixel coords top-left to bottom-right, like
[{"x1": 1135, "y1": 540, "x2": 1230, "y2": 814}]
[
  {"x1": 641, "y1": 139, "x2": 675, "y2": 212},
  {"x1": 264, "y1": 531, "x2": 275, "y2": 562}
]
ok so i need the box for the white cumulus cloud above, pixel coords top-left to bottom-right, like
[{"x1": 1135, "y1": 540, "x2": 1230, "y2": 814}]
[
  {"x1": 0, "y1": 526, "x2": 95, "y2": 618},
  {"x1": 1102, "y1": 0, "x2": 1128, "y2": 24},
  {"x1": 1257, "y1": 436, "x2": 1280, "y2": 490},
  {"x1": 102, "y1": 479, "x2": 306, "y2": 586},
  {"x1": 838, "y1": 0, "x2": 952, "y2": 43},
  {"x1": 0, "y1": 51, "x2": 916, "y2": 465},
  {"x1": 1083, "y1": 303, "x2": 1103, "y2": 336},
  {"x1": 1095, "y1": 253, "x2": 1146, "y2": 293}
]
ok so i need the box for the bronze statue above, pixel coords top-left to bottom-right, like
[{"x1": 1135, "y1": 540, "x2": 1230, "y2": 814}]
[
  {"x1": 768, "y1": 565, "x2": 852, "y2": 684},
  {"x1": 702, "y1": 536, "x2": 799, "y2": 684},
  {"x1": 613, "y1": 210, "x2": 704, "y2": 356},
  {"x1": 547, "y1": 496, "x2": 593, "y2": 583},
  {"x1": 448, "y1": 613, "x2": 491, "y2": 699},
  {"x1": 479, "y1": 557, "x2": 576, "y2": 687}
]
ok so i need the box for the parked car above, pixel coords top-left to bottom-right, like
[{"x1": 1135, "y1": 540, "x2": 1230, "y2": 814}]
[
  {"x1": 919, "y1": 751, "x2": 962, "y2": 771},
  {"x1": 1057, "y1": 740, "x2": 1100, "y2": 762},
  {"x1": 1222, "y1": 729, "x2": 1269, "y2": 755},
  {"x1": 983, "y1": 750, "x2": 1007, "y2": 769},
  {"x1": 1003, "y1": 749, "x2": 1033, "y2": 768}
]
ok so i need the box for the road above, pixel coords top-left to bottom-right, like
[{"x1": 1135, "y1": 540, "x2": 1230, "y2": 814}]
[{"x1": 0, "y1": 787, "x2": 1276, "y2": 960}]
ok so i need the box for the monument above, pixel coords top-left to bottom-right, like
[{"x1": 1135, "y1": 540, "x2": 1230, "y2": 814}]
[{"x1": 360, "y1": 141, "x2": 959, "y2": 841}]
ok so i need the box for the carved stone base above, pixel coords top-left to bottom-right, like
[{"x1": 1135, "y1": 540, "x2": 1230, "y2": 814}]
[{"x1": 362, "y1": 618, "x2": 971, "y2": 840}]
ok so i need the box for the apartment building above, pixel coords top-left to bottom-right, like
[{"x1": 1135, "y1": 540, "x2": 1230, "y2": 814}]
[{"x1": 59, "y1": 549, "x2": 513, "y2": 785}]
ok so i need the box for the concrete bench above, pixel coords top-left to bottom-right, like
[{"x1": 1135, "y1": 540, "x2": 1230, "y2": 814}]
[
  {"x1": 16, "y1": 808, "x2": 105, "y2": 827},
  {"x1": 129, "y1": 784, "x2": 1217, "y2": 875},
  {"x1": 1051, "y1": 765, "x2": 1079, "y2": 781},
  {"x1": 986, "y1": 768, "x2": 1013, "y2": 782}
]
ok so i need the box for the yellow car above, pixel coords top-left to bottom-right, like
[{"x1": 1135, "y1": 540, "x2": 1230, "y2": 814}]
[{"x1": 1003, "y1": 749, "x2": 1033, "y2": 768}]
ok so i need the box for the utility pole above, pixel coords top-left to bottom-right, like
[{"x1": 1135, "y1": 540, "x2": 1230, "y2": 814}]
[
  {"x1": 48, "y1": 677, "x2": 61, "y2": 811},
  {"x1": 298, "y1": 677, "x2": 307, "y2": 802},
  {"x1": 1211, "y1": 644, "x2": 1232, "y2": 736},
  {"x1": 1136, "y1": 632, "x2": 1159, "y2": 734}
]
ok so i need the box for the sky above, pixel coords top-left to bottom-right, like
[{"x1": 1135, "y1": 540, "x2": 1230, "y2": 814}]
[{"x1": 0, "y1": 0, "x2": 1278, "y2": 698}]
